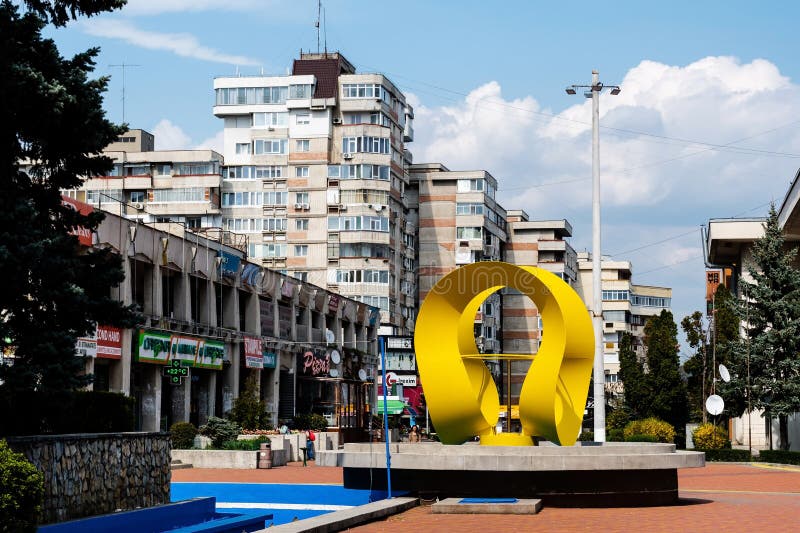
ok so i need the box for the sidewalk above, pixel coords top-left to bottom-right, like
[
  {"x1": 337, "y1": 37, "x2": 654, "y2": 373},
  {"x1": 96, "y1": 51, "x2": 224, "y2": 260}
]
[{"x1": 172, "y1": 462, "x2": 800, "y2": 532}]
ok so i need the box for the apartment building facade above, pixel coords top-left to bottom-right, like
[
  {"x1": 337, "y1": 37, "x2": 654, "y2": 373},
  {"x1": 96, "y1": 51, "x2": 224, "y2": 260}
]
[
  {"x1": 213, "y1": 53, "x2": 417, "y2": 336},
  {"x1": 575, "y1": 252, "x2": 672, "y2": 400}
]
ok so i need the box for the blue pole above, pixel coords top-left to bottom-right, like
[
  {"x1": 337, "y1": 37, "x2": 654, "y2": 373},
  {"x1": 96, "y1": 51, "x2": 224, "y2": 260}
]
[{"x1": 379, "y1": 336, "x2": 392, "y2": 499}]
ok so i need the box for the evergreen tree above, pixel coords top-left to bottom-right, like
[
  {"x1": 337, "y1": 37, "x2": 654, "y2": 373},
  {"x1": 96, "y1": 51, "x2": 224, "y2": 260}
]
[
  {"x1": 730, "y1": 205, "x2": 800, "y2": 450},
  {"x1": 618, "y1": 332, "x2": 648, "y2": 419},
  {"x1": 0, "y1": 0, "x2": 135, "y2": 404},
  {"x1": 643, "y1": 310, "x2": 688, "y2": 433}
]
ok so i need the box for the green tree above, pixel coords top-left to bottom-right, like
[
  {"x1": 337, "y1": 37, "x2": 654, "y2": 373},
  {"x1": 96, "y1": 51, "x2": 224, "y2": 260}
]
[
  {"x1": 681, "y1": 310, "x2": 708, "y2": 423},
  {"x1": 643, "y1": 310, "x2": 688, "y2": 434},
  {"x1": 730, "y1": 205, "x2": 800, "y2": 450},
  {"x1": 229, "y1": 373, "x2": 272, "y2": 430},
  {"x1": 0, "y1": 0, "x2": 136, "y2": 414},
  {"x1": 618, "y1": 332, "x2": 648, "y2": 419}
]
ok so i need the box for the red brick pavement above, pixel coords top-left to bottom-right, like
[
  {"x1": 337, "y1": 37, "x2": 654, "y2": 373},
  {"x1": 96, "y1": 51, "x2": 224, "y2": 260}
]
[{"x1": 172, "y1": 463, "x2": 800, "y2": 532}]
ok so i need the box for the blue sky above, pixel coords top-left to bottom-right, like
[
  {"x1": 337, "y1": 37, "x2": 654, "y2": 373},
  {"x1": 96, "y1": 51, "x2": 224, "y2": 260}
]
[{"x1": 45, "y1": 0, "x2": 800, "y2": 356}]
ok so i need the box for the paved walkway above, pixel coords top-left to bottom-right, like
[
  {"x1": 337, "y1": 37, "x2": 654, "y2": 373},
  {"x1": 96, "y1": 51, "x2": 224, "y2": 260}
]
[{"x1": 172, "y1": 462, "x2": 800, "y2": 532}]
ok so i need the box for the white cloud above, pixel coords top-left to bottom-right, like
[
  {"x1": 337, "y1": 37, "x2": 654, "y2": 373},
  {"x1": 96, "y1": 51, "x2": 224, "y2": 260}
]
[
  {"x1": 196, "y1": 130, "x2": 224, "y2": 154},
  {"x1": 152, "y1": 119, "x2": 192, "y2": 150},
  {"x1": 82, "y1": 19, "x2": 259, "y2": 66}
]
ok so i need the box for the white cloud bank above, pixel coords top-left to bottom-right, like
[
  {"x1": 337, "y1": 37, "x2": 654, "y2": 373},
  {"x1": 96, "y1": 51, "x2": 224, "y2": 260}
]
[
  {"x1": 411, "y1": 56, "x2": 800, "y2": 325},
  {"x1": 82, "y1": 19, "x2": 260, "y2": 66},
  {"x1": 151, "y1": 119, "x2": 223, "y2": 153},
  {"x1": 123, "y1": 0, "x2": 261, "y2": 16}
]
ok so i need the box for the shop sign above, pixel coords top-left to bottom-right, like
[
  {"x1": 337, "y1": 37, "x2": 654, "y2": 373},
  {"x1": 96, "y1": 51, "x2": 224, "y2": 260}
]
[
  {"x1": 262, "y1": 351, "x2": 277, "y2": 369},
  {"x1": 386, "y1": 337, "x2": 413, "y2": 350},
  {"x1": 196, "y1": 339, "x2": 225, "y2": 370},
  {"x1": 302, "y1": 349, "x2": 330, "y2": 376},
  {"x1": 328, "y1": 294, "x2": 340, "y2": 313},
  {"x1": 163, "y1": 359, "x2": 189, "y2": 385},
  {"x1": 76, "y1": 325, "x2": 123, "y2": 360},
  {"x1": 218, "y1": 251, "x2": 240, "y2": 279},
  {"x1": 244, "y1": 336, "x2": 263, "y2": 368},
  {"x1": 397, "y1": 374, "x2": 417, "y2": 387},
  {"x1": 170, "y1": 335, "x2": 200, "y2": 364},
  {"x1": 281, "y1": 279, "x2": 296, "y2": 299},
  {"x1": 135, "y1": 329, "x2": 224, "y2": 370},
  {"x1": 61, "y1": 195, "x2": 94, "y2": 246}
]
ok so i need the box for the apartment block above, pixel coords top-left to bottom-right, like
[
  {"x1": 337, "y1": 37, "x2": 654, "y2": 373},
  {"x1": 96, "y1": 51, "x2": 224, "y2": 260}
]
[
  {"x1": 575, "y1": 252, "x2": 672, "y2": 399},
  {"x1": 213, "y1": 52, "x2": 416, "y2": 335}
]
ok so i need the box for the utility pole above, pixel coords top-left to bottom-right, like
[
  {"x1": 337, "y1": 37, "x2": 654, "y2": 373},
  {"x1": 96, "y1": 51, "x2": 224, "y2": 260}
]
[
  {"x1": 109, "y1": 63, "x2": 141, "y2": 125},
  {"x1": 566, "y1": 71, "x2": 620, "y2": 442}
]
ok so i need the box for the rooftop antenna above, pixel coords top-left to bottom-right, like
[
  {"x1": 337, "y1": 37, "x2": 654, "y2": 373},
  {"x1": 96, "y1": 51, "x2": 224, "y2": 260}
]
[
  {"x1": 323, "y1": 5, "x2": 328, "y2": 55},
  {"x1": 109, "y1": 62, "x2": 141, "y2": 125},
  {"x1": 316, "y1": 0, "x2": 321, "y2": 54}
]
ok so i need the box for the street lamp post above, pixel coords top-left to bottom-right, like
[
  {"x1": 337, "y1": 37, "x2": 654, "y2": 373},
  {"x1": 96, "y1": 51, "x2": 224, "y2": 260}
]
[{"x1": 566, "y1": 71, "x2": 620, "y2": 442}]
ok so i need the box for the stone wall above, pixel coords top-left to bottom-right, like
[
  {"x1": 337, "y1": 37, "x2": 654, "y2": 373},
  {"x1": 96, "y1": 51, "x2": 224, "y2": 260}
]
[{"x1": 7, "y1": 432, "x2": 171, "y2": 524}]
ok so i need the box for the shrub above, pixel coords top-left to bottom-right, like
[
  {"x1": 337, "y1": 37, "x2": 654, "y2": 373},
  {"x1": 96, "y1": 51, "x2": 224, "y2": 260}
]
[
  {"x1": 700, "y1": 449, "x2": 753, "y2": 462},
  {"x1": 170, "y1": 422, "x2": 198, "y2": 449},
  {"x1": 220, "y1": 437, "x2": 271, "y2": 451},
  {"x1": 229, "y1": 375, "x2": 272, "y2": 430},
  {"x1": 623, "y1": 418, "x2": 675, "y2": 443},
  {"x1": 292, "y1": 413, "x2": 328, "y2": 432},
  {"x1": 759, "y1": 450, "x2": 800, "y2": 465},
  {"x1": 199, "y1": 417, "x2": 241, "y2": 448},
  {"x1": 608, "y1": 429, "x2": 625, "y2": 442},
  {"x1": 578, "y1": 431, "x2": 594, "y2": 442},
  {"x1": 625, "y1": 433, "x2": 659, "y2": 443},
  {"x1": 692, "y1": 423, "x2": 730, "y2": 450},
  {"x1": 0, "y1": 440, "x2": 44, "y2": 531},
  {"x1": 607, "y1": 408, "x2": 631, "y2": 431}
]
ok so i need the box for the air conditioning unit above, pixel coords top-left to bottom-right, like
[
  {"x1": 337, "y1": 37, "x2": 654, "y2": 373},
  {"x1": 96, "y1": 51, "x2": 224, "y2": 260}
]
[
  {"x1": 301, "y1": 203, "x2": 310, "y2": 210},
  {"x1": 338, "y1": 204, "x2": 347, "y2": 211},
  {"x1": 294, "y1": 202, "x2": 304, "y2": 209},
  {"x1": 268, "y1": 126, "x2": 275, "y2": 131},
  {"x1": 332, "y1": 117, "x2": 342, "y2": 124},
  {"x1": 131, "y1": 202, "x2": 144, "y2": 210},
  {"x1": 343, "y1": 153, "x2": 353, "y2": 160}
]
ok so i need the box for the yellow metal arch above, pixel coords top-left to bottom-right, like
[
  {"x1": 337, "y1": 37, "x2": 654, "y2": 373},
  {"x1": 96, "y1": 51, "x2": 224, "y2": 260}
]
[{"x1": 414, "y1": 262, "x2": 593, "y2": 446}]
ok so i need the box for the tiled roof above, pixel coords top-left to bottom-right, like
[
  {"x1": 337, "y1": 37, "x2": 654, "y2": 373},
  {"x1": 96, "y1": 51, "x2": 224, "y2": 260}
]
[{"x1": 292, "y1": 58, "x2": 341, "y2": 99}]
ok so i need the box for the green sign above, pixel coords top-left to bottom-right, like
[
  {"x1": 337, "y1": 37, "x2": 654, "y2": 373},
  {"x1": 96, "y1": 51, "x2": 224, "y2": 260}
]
[
  {"x1": 135, "y1": 329, "x2": 225, "y2": 370},
  {"x1": 136, "y1": 330, "x2": 172, "y2": 363},
  {"x1": 262, "y1": 351, "x2": 277, "y2": 369},
  {"x1": 163, "y1": 359, "x2": 189, "y2": 385},
  {"x1": 196, "y1": 339, "x2": 225, "y2": 370}
]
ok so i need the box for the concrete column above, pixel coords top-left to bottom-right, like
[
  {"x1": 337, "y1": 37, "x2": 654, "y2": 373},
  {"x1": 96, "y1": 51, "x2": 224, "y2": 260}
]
[
  {"x1": 175, "y1": 270, "x2": 191, "y2": 321},
  {"x1": 141, "y1": 365, "x2": 162, "y2": 432},
  {"x1": 206, "y1": 371, "x2": 217, "y2": 423},
  {"x1": 223, "y1": 343, "x2": 240, "y2": 414}
]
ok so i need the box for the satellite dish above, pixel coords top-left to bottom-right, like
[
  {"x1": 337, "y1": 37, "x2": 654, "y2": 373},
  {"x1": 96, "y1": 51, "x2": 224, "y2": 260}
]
[
  {"x1": 325, "y1": 329, "x2": 335, "y2": 344},
  {"x1": 706, "y1": 394, "x2": 725, "y2": 415},
  {"x1": 329, "y1": 368, "x2": 340, "y2": 378},
  {"x1": 330, "y1": 349, "x2": 341, "y2": 365},
  {"x1": 719, "y1": 364, "x2": 731, "y2": 383},
  {"x1": 358, "y1": 368, "x2": 367, "y2": 381}
]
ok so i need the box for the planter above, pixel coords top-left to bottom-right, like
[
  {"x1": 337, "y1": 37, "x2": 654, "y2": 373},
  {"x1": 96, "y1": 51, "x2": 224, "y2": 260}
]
[{"x1": 171, "y1": 449, "x2": 257, "y2": 469}]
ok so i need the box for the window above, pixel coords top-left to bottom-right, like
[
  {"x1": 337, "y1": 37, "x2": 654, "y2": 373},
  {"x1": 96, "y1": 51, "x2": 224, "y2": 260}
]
[
  {"x1": 215, "y1": 86, "x2": 288, "y2": 105},
  {"x1": 125, "y1": 165, "x2": 149, "y2": 176},
  {"x1": 224, "y1": 166, "x2": 254, "y2": 180},
  {"x1": 293, "y1": 271, "x2": 308, "y2": 282},
  {"x1": 602, "y1": 290, "x2": 630, "y2": 302},
  {"x1": 254, "y1": 139, "x2": 287, "y2": 155},
  {"x1": 346, "y1": 113, "x2": 361, "y2": 124},
  {"x1": 457, "y1": 179, "x2": 484, "y2": 192},
  {"x1": 253, "y1": 112, "x2": 288, "y2": 127},
  {"x1": 256, "y1": 166, "x2": 284, "y2": 179},
  {"x1": 222, "y1": 191, "x2": 264, "y2": 207},
  {"x1": 342, "y1": 136, "x2": 390, "y2": 155},
  {"x1": 605, "y1": 373, "x2": 619, "y2": 383},
  {"x1": 296, "y1": 112, "x2": 310, "y2": 125},
  {"x1": 457, "y1": 227, "x2": 483, "y2": 240},
  {"x1": 295, "y1": 167, "x2": 309, "y2": 178},
  {"x1": 263, "y1": 191, "x2": 288, "y2": 206},
  {"x1": 456, "y1": 203, "x2": 484, "y2": 215},
  {"x1": 339, "y1": 189, "x2": 389, "y2": 205},
  {"x1": 295, "y1": 218, "x2": 309, "y2": 230},
  {"x1": 151, "y1": 188, "x2": 205, "y2": 203},
  {"x1": 289, "y1": 84, "x2": 313, "y2": 99},
  {"x1": 327, "y1": 216, "x2": 389, "y2": 232},
  {"x1": 235, "y1": 143, "x2": 251, "y2": 155},
  {"x1": 295, "y1": 139, "x2": 310, "y2": 152},
  {"x1": 329, "y1": 164, "x2": 390, "y2": 180},
  {"x1": 295, "y1": 192, "x2": 309, "y2": 204},
  {"x1": 175, "y1": 163, "x2": 217, "y2": 175},
  {"x1": 154, "y1": 164, "x2": 171, "y2": 176},
  {"x1": 342, "y1": 83, "x2": 382, "y2": 99},
  {"x1": 129, "y1": 191, "x2": 145, "y2": 203},
  {"x1": 294, "y1": 245, "x2": 308, "y2": 256},
  {"x1": 631, "y1": 294, "x2": 671, "y2": 308},
  {"x1": 86, "y1": 189, "x2": 123, "y2": 204},
  {"x1": 264, "y1": 218, "x2": 287, "y2": 231}
]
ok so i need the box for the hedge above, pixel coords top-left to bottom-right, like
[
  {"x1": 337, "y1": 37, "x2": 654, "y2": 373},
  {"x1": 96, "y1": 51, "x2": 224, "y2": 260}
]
[
  {"x1": 170, "y1": 422, "x2": 198, "y2": 449},
  {"x1": 623, "y1": 418, "x2": 676, "y2": 443},
  {"x1": 697, "y1": 449, "x2": 753, "y2": 462},
  {"x1": 759, "y1": 450, "x2": 800, "y2": 465}
]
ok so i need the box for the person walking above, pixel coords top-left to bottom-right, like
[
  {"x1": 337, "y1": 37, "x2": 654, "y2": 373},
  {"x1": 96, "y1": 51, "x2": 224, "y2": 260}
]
[{"x1": 409, "y1": 425, "x2": 420, "y2": 443}]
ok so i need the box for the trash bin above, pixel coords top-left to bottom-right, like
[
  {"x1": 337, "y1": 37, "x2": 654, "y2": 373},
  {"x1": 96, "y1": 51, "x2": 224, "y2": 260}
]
[{"x1": 258, "y1": 441, "x2": 272, "y2": 469}]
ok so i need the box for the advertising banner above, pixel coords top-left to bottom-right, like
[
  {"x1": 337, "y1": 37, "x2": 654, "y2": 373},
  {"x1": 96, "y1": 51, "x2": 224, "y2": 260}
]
[
  {"x1": 218, "y1": 251, "x2": 241, "y2": 280},
  {"x1": 196, "y1": 339, "x2": 225, "y2": 370},
  {"x1": 244, "y1": 336, "x2": 263, "y2": 369},
  {"x1": 61, "y1": 195, "x2": 94, "y2": 246},
  {"x1": 136, "y1": 330, "x2": 172, "y2": 363},
  {"x1": 76, "y1": 325, "x2": 122, "y2": 359},
  {"x1": 170, "y1": 335, "x2": 200, "y2": 364}
]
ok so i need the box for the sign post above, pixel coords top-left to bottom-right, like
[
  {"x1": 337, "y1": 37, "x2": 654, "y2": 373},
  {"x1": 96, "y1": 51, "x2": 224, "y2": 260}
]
[{"x1": 163, "y1": 359, "x2": 189, "y2": 385}]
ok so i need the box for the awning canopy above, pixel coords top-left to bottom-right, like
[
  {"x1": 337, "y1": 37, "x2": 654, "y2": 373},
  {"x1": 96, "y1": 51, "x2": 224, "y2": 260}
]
[
  {"x1": 376, "y1": 399, "x2": 405, "y2": 415},
  {"x1": 404, "y1": 406, "x2": 418, "y2": 416}
]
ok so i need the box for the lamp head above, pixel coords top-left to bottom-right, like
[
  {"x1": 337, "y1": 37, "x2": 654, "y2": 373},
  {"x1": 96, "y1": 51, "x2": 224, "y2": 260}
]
[{"x1": 565, "y1": 87, "x2": 576, "y2": 95}]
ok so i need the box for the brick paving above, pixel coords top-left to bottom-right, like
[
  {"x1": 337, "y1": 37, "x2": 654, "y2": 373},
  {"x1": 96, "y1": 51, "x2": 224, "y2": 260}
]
[{"x1": 172, "y1": 462, "x2": 800, "y2": 532}]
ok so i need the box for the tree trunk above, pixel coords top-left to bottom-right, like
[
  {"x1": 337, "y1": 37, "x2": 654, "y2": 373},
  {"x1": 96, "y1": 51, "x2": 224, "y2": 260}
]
[{"x1": 779, "y1": 414, "x2": 790, "y2": 451}]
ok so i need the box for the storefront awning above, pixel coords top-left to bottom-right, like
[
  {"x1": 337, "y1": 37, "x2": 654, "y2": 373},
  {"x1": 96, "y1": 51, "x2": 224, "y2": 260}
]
[{"x1": 376, "y1": 399, "x2": 405, "y2": 415}]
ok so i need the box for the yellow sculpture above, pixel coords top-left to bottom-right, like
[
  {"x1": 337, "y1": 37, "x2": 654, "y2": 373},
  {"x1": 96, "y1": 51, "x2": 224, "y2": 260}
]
[{"x1": 414, "y1": 262, "x2": 594, "y2": 446}]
